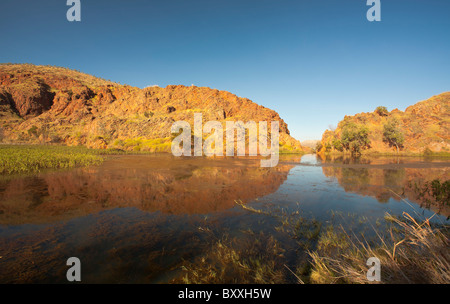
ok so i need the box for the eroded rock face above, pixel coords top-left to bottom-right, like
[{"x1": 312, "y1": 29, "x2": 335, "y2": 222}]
[
  {"x1": 319, "y1": 92, "x2": 450, "y2": 154},
  {"x1": 0, "y1": 64, "x2": 303, "y2": 152},
  {"x1": 2, "y1": 81, "x2": 54, "y2": 117}
]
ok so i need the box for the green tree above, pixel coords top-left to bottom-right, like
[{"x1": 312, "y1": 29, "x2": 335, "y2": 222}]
[
  {"x1": 332, "y1": 138, "x2": 343, "y2": 152},
  {"x1": 341, "y1": 123, "x2": 371, "y2": 156},
  {"x1": 383, "y1": 118, "x2": 404, "y2": 153},
  {"x1": 375, "y1": 106, "x2": 389, "y2": 117}
]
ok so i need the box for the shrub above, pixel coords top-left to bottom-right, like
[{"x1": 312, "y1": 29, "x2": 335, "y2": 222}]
[
  {"x1": 315, "y1": 142, "x2": 323, "y2": 152},
  {"x1": 424, "y1": 147, "x2": 433, "y2": 156},
  {"x1": 144, "y1": 111, "x2": 154, "y2": 118},
  {"x1": 375, "y1": 106, "x2": 389, "y2": 117},
  {"x1": 27, "y1": 126, "x2": 39, "y2": 137},
  {"x1": 341, "y1": 123, "x2": 371, "y2": 155},
  {"x1": 332, "y1": 138, "x2": 343, "y2": 152},
  {"x1": 383, "y1": 118, "x2": 404, "y2": 153}
]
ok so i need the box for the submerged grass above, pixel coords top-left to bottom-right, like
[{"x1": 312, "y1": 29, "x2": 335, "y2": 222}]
[
  {"x1": 0, "y1": 145, "x2": 104, "y2": 174},
  {"x1": 176, "y1": 198, "x2": 449, "y2": 284},
  {"x1": 172, "y1": 231, "x2": 287, "y2": 284}
]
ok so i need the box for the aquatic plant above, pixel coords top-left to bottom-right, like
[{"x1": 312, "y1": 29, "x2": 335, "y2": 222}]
[
  {"x1": 172, "y1": 231, "x2": 287, "y2": 284},
  {"x1": 176, "y1": 200, "x2": 449, "y2": 284},
  {"x1": 0, "y1": 145, "x2": 103, "y2": 174}
]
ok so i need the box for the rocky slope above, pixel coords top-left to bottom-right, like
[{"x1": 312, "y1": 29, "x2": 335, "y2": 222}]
[
  {"x1": 318, "y1": 92, "x2": 450, "y2": 154},
  {"x1": 0, "y1": 64, "x2": 303, "y2": 152}
]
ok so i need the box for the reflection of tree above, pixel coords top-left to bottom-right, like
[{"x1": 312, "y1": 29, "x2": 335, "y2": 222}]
[
  {"x1": 341, "y1": 168, "x2": 370, "y2": 191},
  {"x1": 375, "y1": 192, "x2": 391, "y2": 203},
  {"x1": 318, "y1": 154, "x2": 372, "y2": 165},
  {"x1": 406, "y1": 179, "x2": 450, "y2": 214},
  {"x1": 322, "y1": 163, "x2": 449, "y2": 216},
  {"x1": 384, "y1": 169, "x2": 405, "y2": 189}
]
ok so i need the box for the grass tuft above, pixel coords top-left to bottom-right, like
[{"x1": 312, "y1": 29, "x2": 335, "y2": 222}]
[{"x1": 308, "y1": 212, "x2": 449, "y2": 284}]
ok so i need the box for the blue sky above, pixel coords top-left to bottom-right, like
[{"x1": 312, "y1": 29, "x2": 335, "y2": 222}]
[{"x1": 1, "y1": 0, "x2": 449, "y2": 140}]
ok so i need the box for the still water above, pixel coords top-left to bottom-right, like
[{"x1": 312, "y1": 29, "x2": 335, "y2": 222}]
[{"x1": 0, "y1": 154, "x2": 448, "y2": 283}]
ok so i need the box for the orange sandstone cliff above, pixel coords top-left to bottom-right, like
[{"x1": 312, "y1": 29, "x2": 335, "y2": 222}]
[{"x1": 0, "y1": 64, "x2": 303, "y2": 152}]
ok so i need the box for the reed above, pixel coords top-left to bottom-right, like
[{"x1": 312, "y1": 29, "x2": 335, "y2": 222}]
[
  {"x1": 0, "y1": 145, "x2": 104, "y2": 174},
  {"x1": 308, "y1": 212, "x2": 449, "y2": 284}
]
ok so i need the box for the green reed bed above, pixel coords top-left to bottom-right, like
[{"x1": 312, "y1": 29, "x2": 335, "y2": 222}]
[{"x1": 0, "y1": 145, "x2": 104, "y2": 174}]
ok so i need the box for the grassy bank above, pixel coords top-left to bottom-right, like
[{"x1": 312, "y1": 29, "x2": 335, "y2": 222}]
[{"x1": 0, "y1": 145, "x2": 104, "y2": 174}]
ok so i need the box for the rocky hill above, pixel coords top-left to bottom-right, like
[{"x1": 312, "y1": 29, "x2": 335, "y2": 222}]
[
  {"x1": 0, "y1": 64, "x2": 303, "y2": 152},
  {"x1": 318, "y1": 92, "x2": 450, "y2": 154}
]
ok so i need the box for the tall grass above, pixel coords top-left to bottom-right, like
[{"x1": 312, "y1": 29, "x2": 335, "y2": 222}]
[
  {"x1": 0, "y1": 145, "x2": 104, "y2": 174},
  {"x1": 308, "y1": 212, "x2": 449, "y2": 284}
]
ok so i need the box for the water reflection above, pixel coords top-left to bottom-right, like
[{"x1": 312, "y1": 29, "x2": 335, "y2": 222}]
[
  {"x1": 0, "y1": 155, "x2": 296, "y2": 225},
  {"x1": 320, "y1": 157, "x2": 449, "y2": 215},
  {"x1": 0, "y1": 153, "x2": 448, "y2": 283}
]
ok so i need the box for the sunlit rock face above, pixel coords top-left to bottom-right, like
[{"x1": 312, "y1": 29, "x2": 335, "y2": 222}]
[{"x1": 0, "y1": 64, "x2": 303, "y2": 152}]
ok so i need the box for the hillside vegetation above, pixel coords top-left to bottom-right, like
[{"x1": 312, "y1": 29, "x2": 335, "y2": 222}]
[
  {"x1": 317, "y1": 93, "x2": 450, "y2": 155},
  {"x1": 0, "y1": 64, "x2": 303, "y2": 153}
]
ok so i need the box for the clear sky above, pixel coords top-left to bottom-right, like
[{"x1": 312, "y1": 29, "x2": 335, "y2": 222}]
[{"x1": 1, "y1": 0, "x2": 449, "y2": 140}]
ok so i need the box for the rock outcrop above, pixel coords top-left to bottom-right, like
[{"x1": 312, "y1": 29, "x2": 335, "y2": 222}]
[
  {"x1": 0, "y1": 64, "x2": 303, "y2": 152},
  {"x1": 318, "y1": 92, "x2": 450, "y2": 154}
]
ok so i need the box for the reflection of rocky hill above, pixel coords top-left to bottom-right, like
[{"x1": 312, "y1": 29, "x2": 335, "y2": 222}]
[
  {"x1": 0, "y1": 155, "x2": 293, "y2": 225},
  {"x1": 321, "y1": 161, "x2": 449, "y2": 216}
]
